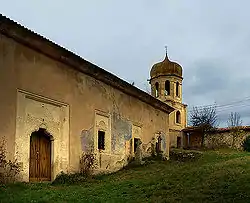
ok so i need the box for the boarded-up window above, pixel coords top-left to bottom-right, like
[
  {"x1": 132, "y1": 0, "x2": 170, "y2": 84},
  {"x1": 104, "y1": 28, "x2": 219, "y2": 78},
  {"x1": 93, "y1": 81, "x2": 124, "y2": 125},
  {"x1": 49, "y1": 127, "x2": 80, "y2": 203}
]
[{"x1": 98, "y1": 131, "x2": 105, "y2": 150}]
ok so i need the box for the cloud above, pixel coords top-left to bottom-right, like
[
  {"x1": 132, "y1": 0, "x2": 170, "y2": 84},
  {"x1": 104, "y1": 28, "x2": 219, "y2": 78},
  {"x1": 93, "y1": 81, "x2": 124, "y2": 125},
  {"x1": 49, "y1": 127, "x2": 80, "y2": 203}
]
[{"x1": 2, "y1": 0, "x2": 250, "y2": 126}]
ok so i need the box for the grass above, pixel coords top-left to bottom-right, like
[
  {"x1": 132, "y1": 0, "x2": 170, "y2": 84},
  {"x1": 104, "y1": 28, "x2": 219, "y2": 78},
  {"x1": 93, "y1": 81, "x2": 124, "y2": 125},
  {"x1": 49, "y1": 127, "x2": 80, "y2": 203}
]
[{"x1": 1, "y1": 149, "x2": 250, "y2": 203}]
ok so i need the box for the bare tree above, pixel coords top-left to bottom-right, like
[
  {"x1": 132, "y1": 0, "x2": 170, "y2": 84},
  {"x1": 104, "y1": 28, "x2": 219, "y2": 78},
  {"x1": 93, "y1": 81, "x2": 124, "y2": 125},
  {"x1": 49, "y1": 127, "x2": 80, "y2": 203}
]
[
  {"x1": 190, "y1": 105, "x2": 218, "y2": 147},
  {"x1": 227, "y1": 112, "x2": 243, "y2": 149},
  {"x1": 227, "y1": 112, "x2": 242, "y2": 128}
]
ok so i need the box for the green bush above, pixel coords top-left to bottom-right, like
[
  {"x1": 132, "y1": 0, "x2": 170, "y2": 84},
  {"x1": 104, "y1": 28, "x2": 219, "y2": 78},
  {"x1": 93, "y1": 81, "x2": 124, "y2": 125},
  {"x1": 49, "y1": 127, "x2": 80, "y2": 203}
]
[
  {"x1": 242, "y1": 135, "x2": 250, "y2": 152},
  {"x1": 0, "y1": 138, "x2": 21, "y2": 184},
  {"x1": 52, "y1": 172, "x2": 87, "y2": 185},
  {"x1": 170, "y1": 150, "x2": 203, "y2": 162},
  {"x1": 52, "y1": 151, "x2": 97, "y2": 185}
]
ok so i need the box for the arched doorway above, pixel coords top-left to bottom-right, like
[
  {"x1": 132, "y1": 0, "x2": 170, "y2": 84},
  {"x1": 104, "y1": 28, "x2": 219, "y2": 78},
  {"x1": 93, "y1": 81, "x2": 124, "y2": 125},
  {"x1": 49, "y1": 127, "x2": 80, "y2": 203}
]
[
  {"x1": 156, "y1": 136, "x2": 162, "y2": 154},
  {"x1": 29, "y1": 128, "x2": 52, "y2": 182}
]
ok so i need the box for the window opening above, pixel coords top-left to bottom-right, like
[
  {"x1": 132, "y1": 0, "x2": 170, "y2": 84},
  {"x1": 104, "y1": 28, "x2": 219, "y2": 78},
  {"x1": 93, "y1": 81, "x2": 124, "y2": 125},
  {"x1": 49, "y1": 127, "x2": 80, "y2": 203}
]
[
  {"x1": 165, "y1": 80, "x2": 170, "y2": 95},
  {"x1": 134, "y1": 138, "x2": 140, "y2": 153},
  {"x1": 156, "y1": 136, "x2": 162, "y2": 153},
  {"x1": 176, "y1": 82, "x2": 179, "y2": 97},
  {"x1": 155, "y1": 82, "x2": 159, "y2": 97},
  {"x1": 98, "y1": 131, "x2": 105, "y2": 150},
  {"x1": 176, "y1": 111, "x2": 181, "y2": 124}
]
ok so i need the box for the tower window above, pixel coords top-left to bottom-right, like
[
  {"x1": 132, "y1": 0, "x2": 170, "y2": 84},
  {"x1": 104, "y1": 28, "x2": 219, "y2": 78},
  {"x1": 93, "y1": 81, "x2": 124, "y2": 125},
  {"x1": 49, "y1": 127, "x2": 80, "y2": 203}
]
[
  {"x1": 98, "y1": 131, "x2": 105, "y2": 150},
  {"x1": 165, "y1": 80, "x2": 170, "y2": 95},
  {"x1": 155, "y1": 82, "x2": 159, "y2": 97},
  {"x1": 176, "y1": 111, "x2": 181, "y2": 124},
  {"x1": 176, "y1": 82, "x2": 179, "y2": 97}
]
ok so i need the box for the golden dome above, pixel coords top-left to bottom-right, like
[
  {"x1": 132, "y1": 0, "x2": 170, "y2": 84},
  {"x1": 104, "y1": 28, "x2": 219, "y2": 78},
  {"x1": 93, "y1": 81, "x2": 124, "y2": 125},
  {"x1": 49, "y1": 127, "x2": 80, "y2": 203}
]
[{"x1": 150, "y1": 53, "x2": 182, "y2": 79}]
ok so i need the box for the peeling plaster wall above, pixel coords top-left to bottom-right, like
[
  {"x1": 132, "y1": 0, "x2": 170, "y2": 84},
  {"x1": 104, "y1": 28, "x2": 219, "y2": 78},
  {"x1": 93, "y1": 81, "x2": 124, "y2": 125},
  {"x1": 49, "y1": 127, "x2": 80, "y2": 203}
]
[
  {"x1": 81, "y1": 128, "x2": 94, "y2": 153},
  {"x1": 0, "y1": 34, "x2": 170, "y2": 180},
  {"x1": 111, "y1": 112, "x2": 132, "y2": 155}
]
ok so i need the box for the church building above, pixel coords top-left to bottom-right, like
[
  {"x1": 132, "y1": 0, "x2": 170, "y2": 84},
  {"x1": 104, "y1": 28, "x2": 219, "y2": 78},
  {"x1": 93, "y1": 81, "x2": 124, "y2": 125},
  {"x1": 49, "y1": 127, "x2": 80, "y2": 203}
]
[
  {"x1": 0, "y1": 14, "x2": 186, "y2": 182},
  {"x1": 0, "y1": 15, "x2": 174, "y2": 182}
]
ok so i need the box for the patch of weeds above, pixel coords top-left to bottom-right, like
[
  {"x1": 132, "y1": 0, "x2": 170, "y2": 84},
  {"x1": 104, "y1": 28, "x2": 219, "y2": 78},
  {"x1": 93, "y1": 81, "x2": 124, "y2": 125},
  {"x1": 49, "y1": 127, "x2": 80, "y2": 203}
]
[
  {"x1": 52, "y1": 172, "x2": 88, "y2": 185},
  {"x1": 170, "y1": 149, "x2": 203, "y2": 162},
  {"x1": 0, "y1": 138, "x2": 21, "y2": 184},
  {"x1": 93, "y1": 172, "x2": 110, "y2": 181},
  {"x1": 52, "y1": 151, "x2": 98, "y2": 185}
]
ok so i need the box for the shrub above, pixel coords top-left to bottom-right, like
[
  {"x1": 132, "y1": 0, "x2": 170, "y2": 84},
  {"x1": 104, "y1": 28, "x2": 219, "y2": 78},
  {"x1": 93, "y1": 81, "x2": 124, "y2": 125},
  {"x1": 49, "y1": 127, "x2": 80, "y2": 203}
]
[
  {"x1": 79, "y1": 152, "x2": 97, "y2": 176},
  {"x1": 52, "y1": 151, "x2": 97, "y2": 185},
  {"x1": 0, "y1": 138, "x2": 21, "y2": 184},
  {"x1": 52, "y1": 172, "x2": 87, "y2": 185},
  {"x1": 169, "y1": 150, "x2": 203, "y2": 162},
  {"x1": 242, "y1": 135, "x2": 250, "y2": 152}
]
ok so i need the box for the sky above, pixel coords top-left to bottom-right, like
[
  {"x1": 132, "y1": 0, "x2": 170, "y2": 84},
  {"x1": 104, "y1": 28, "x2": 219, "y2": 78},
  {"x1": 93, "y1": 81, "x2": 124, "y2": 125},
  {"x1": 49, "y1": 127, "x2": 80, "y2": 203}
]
[{"x1": 1, "y1": 0, "x2": 250, "y2": 127}]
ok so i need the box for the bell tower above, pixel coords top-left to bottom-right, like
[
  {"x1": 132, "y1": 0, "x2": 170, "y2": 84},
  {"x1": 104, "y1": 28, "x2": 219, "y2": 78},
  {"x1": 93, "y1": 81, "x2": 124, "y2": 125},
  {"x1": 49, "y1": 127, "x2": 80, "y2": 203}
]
[{"x1": 149, "y1": 48, "x2": 187, "y2": 148}]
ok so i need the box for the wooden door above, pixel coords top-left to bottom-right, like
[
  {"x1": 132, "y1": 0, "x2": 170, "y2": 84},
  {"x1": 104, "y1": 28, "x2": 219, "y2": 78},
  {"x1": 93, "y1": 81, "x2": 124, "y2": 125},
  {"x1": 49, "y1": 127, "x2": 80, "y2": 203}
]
[{"x1": 29, "y1": 130, "x2": 51, "y2": 182}]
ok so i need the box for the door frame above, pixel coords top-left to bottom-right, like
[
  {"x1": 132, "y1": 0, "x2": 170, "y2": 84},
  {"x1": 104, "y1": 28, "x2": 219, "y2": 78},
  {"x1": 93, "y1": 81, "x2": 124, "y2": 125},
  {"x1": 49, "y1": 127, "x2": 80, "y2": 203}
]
[
  {"x1": 29, "y1": 128, "x2": 54, "y2": 182},
  {"x1": 15, "y1": 89, "x2": 69, "y2": 182}
]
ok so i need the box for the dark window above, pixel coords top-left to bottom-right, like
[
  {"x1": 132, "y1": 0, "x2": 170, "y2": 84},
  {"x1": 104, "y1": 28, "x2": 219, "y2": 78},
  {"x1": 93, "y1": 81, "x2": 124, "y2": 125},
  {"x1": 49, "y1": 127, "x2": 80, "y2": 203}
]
[
  {"x1": 177, "y1": 137, "x2": 181, "y2": 148},
  {"x1": 176, "y1": 111, "x2": 181, "y2": 124},
  {"x1": 134, "y1": 138, "x2": 140, "y2": 153},
  {"x1": 98, "y1": 131, "x2": 105, "y2": 150},
  {"x1": 156, "y1": 136, "x2": 162, "y2": 153},
  {"x1": 176, "y1": 82, "x2": 179, "y2": 97},
  {"x1": 165, "y1": 80, "x2": 170, "y2": 95},
  {"x1": 130, "y1": 139, "x2": 133, "y2": 154},
  {"x1": 155, "y1": 82, "x2": 159, "y2": 97}
]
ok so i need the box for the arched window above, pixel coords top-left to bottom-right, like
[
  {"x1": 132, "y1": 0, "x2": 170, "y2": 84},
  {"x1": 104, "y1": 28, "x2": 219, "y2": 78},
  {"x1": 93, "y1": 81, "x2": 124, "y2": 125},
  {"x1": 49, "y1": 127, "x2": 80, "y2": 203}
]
[
  {"x1": 176, "y1": 111, "x2": 181, "y2": 124},
  {"x1": 165, "y1": 80, "x2": 170, "y2": 95},
  {"x1": 155, "y1": 82, "x2": 159, "y2": 97},
  {"x1": 176, "y1": 82, "x2": 179, "y2": 97}
]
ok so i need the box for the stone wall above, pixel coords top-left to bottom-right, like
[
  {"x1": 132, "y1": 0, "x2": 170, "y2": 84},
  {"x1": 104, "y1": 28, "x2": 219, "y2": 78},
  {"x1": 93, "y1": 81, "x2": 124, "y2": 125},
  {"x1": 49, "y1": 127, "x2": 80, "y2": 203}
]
[
  {"x1": 205, "y1": 129, "x2": 249, "y2": 150},
  {"x1": 183, "y1": 128, "x2": 250, "y2": 150}
]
